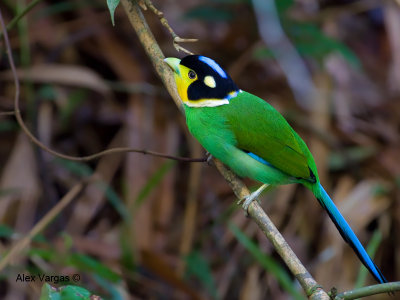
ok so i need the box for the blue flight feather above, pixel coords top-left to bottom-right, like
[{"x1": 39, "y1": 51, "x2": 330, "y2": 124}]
[
  {"x1": 316, "y1": 183, "x2": 387, "y2": 284},
  {"x1": 199, "y1": 56, "x2": 228, "y2": 78},
  {"x1": 247, "y1": 152, "x2": 270, "y2": 166}
]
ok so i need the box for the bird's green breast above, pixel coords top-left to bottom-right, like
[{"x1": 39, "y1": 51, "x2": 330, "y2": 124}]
[
  {"x1": 184, "y1": 91, "x2": 318, "y2": 181},
  {"x1": 184, "y1": 100, "x2": 237, "y2": 159}
]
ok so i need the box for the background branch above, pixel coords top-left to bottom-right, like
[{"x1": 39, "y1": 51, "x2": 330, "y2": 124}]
[
  {"x1": 252, "y1": 0, "x2": 317, "y2": 110},
  {"x1": 0, "y1": 7, "x2": 203, "y2": 164},
  {"x1": 0, "y1": 180, "x2": 88, "y2": 272},
  {"x1": 120, "y1": 0, "x2": 329, "y2": 298},
  {"x1": 335, "y1": 282, "x2": 400, "y2": 299},
  {"x1": 0, "y1": 0, "x2": 43, "y2": 40}
]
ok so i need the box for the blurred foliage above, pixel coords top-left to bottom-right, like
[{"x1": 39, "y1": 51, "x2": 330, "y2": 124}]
[
  {"x1": 185, "y1": 0, "x2": 360, "y2": 67},
  {"x1": 56, "y1": 159, "x2": 131, "y2": 222},
  {"x1": 27, "y1": 242, "x2": 121, "y2": 283},
  {"x1": 184, "y1": 5, "x2": 234, "y2": 22},
  {"x1": 229, "y1": 223, "x2": 304, "y2": 300},
  {"x1": 185, "y1": 251, "x2": 218, "y2": 299},
  {"x1": 354, "y1": 229, "x2": 383, "y2": 289},
  {"x1": 0, "y1": 0, "x2": 398, "y2": 299},
  {"x1": 0, "y1": 224, "x2": 14, "y2": 239}
]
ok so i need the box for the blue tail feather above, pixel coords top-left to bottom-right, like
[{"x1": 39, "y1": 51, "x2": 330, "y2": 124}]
[{"x1": 315, "y1": 183, "x2": 387, "y2": 284}]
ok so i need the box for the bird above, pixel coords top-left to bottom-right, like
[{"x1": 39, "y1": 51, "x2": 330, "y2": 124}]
[{"x1": 164, "y1": 55, "x2": 387, "y2": 284}]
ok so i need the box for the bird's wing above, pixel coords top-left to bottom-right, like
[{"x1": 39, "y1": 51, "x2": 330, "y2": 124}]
[{"x1": 222, "y1": 91, "x2": 313, "y2": 179}]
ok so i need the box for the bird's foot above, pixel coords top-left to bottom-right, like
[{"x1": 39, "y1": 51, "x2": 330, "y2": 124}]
[{"x1": 238, "y1": 184, "x2": 269, "y2": 215}]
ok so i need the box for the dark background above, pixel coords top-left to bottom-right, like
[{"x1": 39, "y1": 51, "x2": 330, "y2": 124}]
[{"x1": 0, "y1": 0, "x2": 398, "y2": 299}]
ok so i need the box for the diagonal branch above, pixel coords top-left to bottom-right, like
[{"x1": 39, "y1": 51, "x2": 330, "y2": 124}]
[{"x1": 120, "y1": 0, "x2": 329, "y2": 298}]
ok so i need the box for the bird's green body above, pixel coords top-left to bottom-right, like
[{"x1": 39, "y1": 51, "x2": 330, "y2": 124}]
[
  {"x1": 185, "y1": 91, "x2": 317, "y2": 186},
  {"x1": 165, "y1": 55, "x2": 387, "y2": 284}
]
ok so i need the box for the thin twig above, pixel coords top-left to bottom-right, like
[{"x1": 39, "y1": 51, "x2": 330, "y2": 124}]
[
  {"x1": 0, "y1": 8, "x2": 204, "y2": 164},
  {"x1": 0, "y1": 180, "x2": 88, "y2": 272},
  {"x1": 334, "y1": 281, "x2": 400, "y2": 300},
  {"x1": 141, "y1": 0, "x2": 198, "y2": 54},
  {"x1": 120, "y1": 0, "x2": 183, "y2": 112},
  {"x1": 0, "y1": 0, "x2": 44, "y2": 39},
  {"x1": 0, "y1": 111, "x2": 15, "y2": 116}
]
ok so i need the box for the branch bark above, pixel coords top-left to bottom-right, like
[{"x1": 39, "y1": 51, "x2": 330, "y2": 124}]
[
  {"x1": 335, "y1": 282, "x2": 400, "y2": 299},
  {"x1": 120, "y1": 0, "x2": 329, "y2": 298}
]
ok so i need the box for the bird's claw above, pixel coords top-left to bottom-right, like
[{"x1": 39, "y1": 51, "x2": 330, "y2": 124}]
[
  {"x1": 238, "y1": 184, "x2": 269, "y2": 216},
  {"x1": 238, "y1": 194, "x2": 260, "y2": 216}
]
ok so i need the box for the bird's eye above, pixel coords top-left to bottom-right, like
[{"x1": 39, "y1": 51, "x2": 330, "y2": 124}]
[{"x1": 188, "y1": 70, "x2": 196, "y2": 79}]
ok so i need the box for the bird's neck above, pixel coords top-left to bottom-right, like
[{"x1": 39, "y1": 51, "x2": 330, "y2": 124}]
[{"x1": 183, "y1": 90, "x2": 242, "y2": 108}]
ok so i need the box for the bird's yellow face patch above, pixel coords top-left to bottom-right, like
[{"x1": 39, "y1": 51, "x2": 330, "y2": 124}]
[
  {"x1": 173, "y1": 64, "x2": 197, "y2": 103},
  {"x1": 204, "y1": 76, "x2": 216, "y2": 88}
]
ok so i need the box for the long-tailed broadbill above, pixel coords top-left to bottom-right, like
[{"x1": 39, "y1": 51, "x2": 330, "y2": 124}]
[{"x1": 164, "y1": 55, "x2": 387, "y2": 284}]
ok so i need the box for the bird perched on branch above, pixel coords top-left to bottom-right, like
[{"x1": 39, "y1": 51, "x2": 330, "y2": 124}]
[{"x1": 164, "y1": 55, "x2": 387, "y2": 284}]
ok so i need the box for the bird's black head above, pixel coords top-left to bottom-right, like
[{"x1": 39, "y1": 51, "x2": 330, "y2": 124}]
[{"x1": 165, "y1": 55, "x2": 240, "y2": 107}]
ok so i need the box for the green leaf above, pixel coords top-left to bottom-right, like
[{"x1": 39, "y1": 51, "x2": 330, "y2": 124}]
[
  {"x1": 92, "y1": 275, "x2": 123, "y2": 300},
  {"x1": 328, "y1": 146, "x2": 376, "y2": 171},
  {"x1": 0, "y1": 224, "x2": 14, "y2": 239},
  {"x1": 252, "y1": 46, "x2": 274, "y2": 59},
  {"x1": 107, "y1": 0, "x2": 120, "y2": 26},
  {"x1": 29, "y1": 248, "x2": 57, "y2": 261},
  {"x1": 283, "y1": 20, "x2": 361, "y2": 68},
  {"x1": 30, "y1": 246, "x2": 120, "y2": 284},
  {"x1": 55, "y1": 159, "x2": 93, "y2": 177},
  {"x1": 61, "y1": 232, "x2": 74, "y2": 251},
  {"x1": 134, "y1": 160, "x2": 175, "y2": 208},
  {"x1": 185, "y1": 251, "x2": 218, "y2": 299},
  {"x1": 229, "y1": 223, "x2": 305, "y2": 300},
  {"x1": 67, "y1": 253, "x2": 121, "y2": 282},
  {"x1": 102, "y1": 184, "x2": 131, "y2": 224},
  {"x1": 120, "y1": 225, "x2": 136, "y2": 271},
  {"x1": 60, "y1": 89, "x2": 87, "y2": 128},
  {"x1": 40, "y1": 283, "x2": 94, "y2": 300},
  {"x1": 184, "y1": 6, "x2": 233, "y2": 22},
  {"x1": 55, "y1": 159, "x2": 130, "y2": 222},
  {"x1": 0, "y1": 120, "x2": 18, "y2": 132},
  {"x1": 34, "y1": 2, "x2": 96, "y2": 19},
  {"x1": 37, "y1": 85, "x2": 56, "y2": 101},
  {"x1": 275, "y1": 0, "x2": 294, "y2": 14},
  {"x1": 59, "y1": 285, "x2": 92, "y2": 299},
  {"x1": 40, "y1": 283, "x2": 61, "y2": 300},
  {"x1": 354, "y1": 229, "x2": 383, "y2": 289}
]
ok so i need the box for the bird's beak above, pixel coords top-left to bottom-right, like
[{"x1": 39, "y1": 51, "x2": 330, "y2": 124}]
[{"x1": 164, "y1": 57, "x2": 181, "y2": 76}]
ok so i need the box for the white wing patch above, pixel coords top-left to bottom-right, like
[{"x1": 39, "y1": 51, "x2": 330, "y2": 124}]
[{"x1": 204, "y1": 75, "x2": 216, "y2": 88}]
